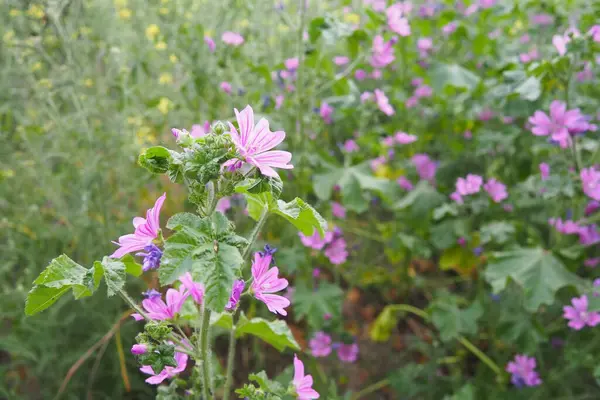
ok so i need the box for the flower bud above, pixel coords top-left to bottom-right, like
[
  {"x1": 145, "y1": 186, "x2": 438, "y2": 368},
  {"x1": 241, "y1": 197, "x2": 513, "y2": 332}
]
[
  {"x1": 212, "y1": 121, "x2": 227, "y2": 135},
  {"x1": 131, "y1": 344, "x2": 147, "y2": 355}
]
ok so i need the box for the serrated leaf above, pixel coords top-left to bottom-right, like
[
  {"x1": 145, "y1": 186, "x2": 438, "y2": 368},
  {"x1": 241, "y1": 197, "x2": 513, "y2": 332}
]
[
  {"x1": 484, "y1": 248, "x2": 586, "y2": 311},
  {"x1": 236, "y1": 313, "x2": 300, "y2": 352},
  {"x1": 430, "y1": 63, "x2": 480, "y2": 91},
  {"x1": 294, "y1": 282, "x2": 343, "y2": 328},
  {"x1": 25, "y1": 286, "x2": 71, "y2": 315},
  {"x1": 274, "y1": 197, "x2": 327, "y2": 237},
  {"x1": 96, "y1": 257, "x2": 126, "y2": 297},
  {"x1": 197, "y1": 242, "x2": 244, "y2": 312},
  {"x1": 138, "y1": 146, "x2": 173, "y2": 174},
  {"x1": 395, "y1": 181, "x2": 445, "y2": 217},
  {"x1": 430, "y1": 297, "x2": 482, "y2": 341}
]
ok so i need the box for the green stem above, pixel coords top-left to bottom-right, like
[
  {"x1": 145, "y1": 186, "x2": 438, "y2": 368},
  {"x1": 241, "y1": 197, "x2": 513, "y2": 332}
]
[
  {"x1": 117, "y1": 288, "x2": 149, "y2": 321},
  {"x1": 351, "y1": 378, "x2": 390, "y2": 400},
  {"x1": 457, "y1": 336, "x2": 502, "y2": 376},
  {"x1": 222, "y1": 320, "x2": 237, "y2": 400},
  {"x1": 294, "y1": 0, "x2": 308, "y2": 153},
  {"x1": 199, "y1": 307, "x2": 212, "y2": 399},
  {"x1": 242, "y1": 207, "x2": 269, "y2": 260}
]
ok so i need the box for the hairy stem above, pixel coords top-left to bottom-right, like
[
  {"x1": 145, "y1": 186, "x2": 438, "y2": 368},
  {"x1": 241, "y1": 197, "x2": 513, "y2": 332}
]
[
  {"x1": 351, "y1": 378, "x2": 390, "y2": 400},
  {"x1": 117, "y1": 288, "x2": 149, "y2": 320},
  {"x1": 222, "y1": 321, "x2": 237, "y2": 400},
  {"x1": 242, "y1": 206, "x2": 270, "y2": 260},
  {"x1": 200, "y1": 307, "x2": 212, "y2": 399}
]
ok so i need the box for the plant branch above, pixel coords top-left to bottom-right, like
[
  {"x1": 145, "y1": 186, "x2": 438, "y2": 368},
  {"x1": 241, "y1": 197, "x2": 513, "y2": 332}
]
[
  {"x1": 222, "y1": 319, "x2": 237, "y2": 400},
  {"x1": 199, "y1": 307, "x2": 213, "y2": 399},
  {"x1": 351, "y1": 378, "x2": 390, "y2": 400},
  {"x1": 242, "y1": 206, "x2": 270, "y2": 260}
]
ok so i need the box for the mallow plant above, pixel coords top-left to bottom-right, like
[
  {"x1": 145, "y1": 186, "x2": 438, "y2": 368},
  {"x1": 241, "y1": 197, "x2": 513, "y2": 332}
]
[{"x1": 25, "y1": 105, "x2": 324, "y2": 399}]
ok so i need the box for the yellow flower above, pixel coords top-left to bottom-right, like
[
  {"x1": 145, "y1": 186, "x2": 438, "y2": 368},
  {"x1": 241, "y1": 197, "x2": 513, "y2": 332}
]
[
  {"x1": 277, "y1": 24, "x2": 289, "y2": 33},
  {"x1": 159, "y1": 7, "x2": 169, "y2": 15},
  {"x1": 145, "y1": 24, "x2": 160, "y2": 40},
  {"x1": 155, "y1": 41, "x2": 167, "y2": 50},
  {"x1": 31, "y1": 62, "x2": 42, "y2": 72},
  {"x1": 3, "y1": 31, "x2": 15, "y2": 44},
  {"x1": 509, "y1": 20, "x2": 522, "y2": 35},
  {"x1": 159, "y1": 72, "x2": 173, "y2": 84},
  {"x1": 38, "y1": 79, "x2": 52, "y2": 89},
  {"x1": 27, "y1": 4, "x2": 45, "y2": 19},
  {"x1": 118, "y1": 8, "x2": 132, "y2": 20},
  {"x1": 9, "y1": 9, "x2": 21, "y2": 17},
  {"x1": 238, "y1": 19, "x2": 249, "y2": 28},
  {"x1": 344, "y1": 13, "x2": 360, "y2": 25},
  {"x1": 169, "y1": 54, "x2": 178, "y2": 63},
  {"x1": 84, "y1": 78, "x2": 94, "y2": 88},
  {"x1": 157, "y1": 97, "x2": 171, "y2": 114}
]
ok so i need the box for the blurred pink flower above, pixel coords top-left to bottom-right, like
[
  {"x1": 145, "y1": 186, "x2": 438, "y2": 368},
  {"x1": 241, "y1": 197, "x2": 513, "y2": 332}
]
[
  {"x1": 337, "y1": 342, "x2": 359, "y2": 363},
  {"x1": 224, "y1": 105, "x2": 293, "y2": 177},
  {"x1": 325, "y1": 237, "x2": 348, "y2": 265},
  {"x1": 464, "y1": 4, "x2": 479, "y2": 16},
  {"x1": 299, "y1": 229, "x2": 334, "y2": 250},
  {"x1": 539, "y1": 163, "x2": 550, "y2": 180},
  {"x1": 343, "y1": 139, "x2": 359, "y2": 153},
  {"x1": 552, "y1": 28, "x2": 579, "y2": 56},
  {"x1": 412, "y1": 154, "x2": 437, "y2": 182},
  {"x1": 397, "y1": 176, "x2": 413, "y2": 190},
  {"x1": 370, "y1": 35, "x2": 396, "y2": 68},
  {"x1": 216, "y1": 197, "x2": 232, "y2": 213},
  {"x1": 332, "y1": 202, "x2": 346, "y2": 218},
  {"x1": 360, "y1": 91, "x2": 373, "y2": 103},
  {"x1": 529, "y1": 100, "x2": 588, "y2": 148},
  {"x1": 220, "y1": 81, "x2": 232, "y2": 94},
  {"x1": 355, "y1": 69, "x2": 367, "y2": 80},
  {"x1": 293, "y1": 355, "x2": 320, "y2": 399},
  {"x1": 417, "y1": 37, "x2": 433, "y2": 57},
  {"x1": 374, "y1": 89, "x2": 395, "y2": 116},
  {"x1": 581, "y1": 167, "x2": 600, "y2": 201},
  {"x1": 530, "y1": 13, "x2": 554, "y2": 26},
  {"x1": 506, "y1": 354, "x2": 542, "y2": 387},
  {"x1": 589, "y1": 25, "x2": 600, "y2": 42},
  {"x1": 414, "y1": 85, "x2": 433, "y2": 98},
  {"x1": 478, "y1": 0, "x2": 496, "y2": 8},
  {"x1": 564, "y1": 295, "x2": 600, "y2": 330},
  {"x1": 204, "y1": 36, "x2": 216, "y2": 52},
  {"x1": 483, "y1": 178, "x2": 508, "y2": 202},
  {"x1": 395, "y1": 132, "x2": 417, "y2": 144},
  {"x1": 111, "y1": 193, "x2": 166, "y2": 258},
  {"x1": 320, "y1": 102, "x2": 334, "y2": 124},
  {"x1": 275, "y1": 94, "x2": 285, "y2": 110},
  {"x1": 577, "y1": 62, "x2": 593, "y2": 82},
  {"x1": 333, "y1": 56, "x2": 350, "y2": 65},
  {"x1": 371, "y1": 69, "x2": 383, "y2": 79},
  {"x1": 370, "y1": 155, "x2": 387, "y2": 171},
  {"x1": 456, "y1": 174, "x2": 483, "y2": 195},
  {"x1": 478, "y1": 108, "x2": 494, "y2": 121},
  {"x1": 450, "y1": 192, "x2": 463, "y2": 204},
  {"x1": 285, "y1": 57, "x2": 299, "y2": 70},
  {"x1": 179, "y1": 272, "x2": 204, "y2": 305},
  {"x1": 141, "y1": 351, "x2": 188, "y2": 385},
  {"x1": 405, "y1": 96, "x2": 418, "y2": 108},
  {"x1": 222, "y1": 31, "x2": 244, "y2": 46},
  {"x1": 251, "y1": 252, "x2": 290, "y2": 316},
  {"x1": 442, "y1": 21, "x2": 458, "y2": 35},
  {"x1": 386, "y1": 4, "x2": 411, "y2": 36},
  {"x1": 585, "y1": 258, "x2": 600, "y2": 268},
  {"x1": 310, "y1": 332, "x2": 332, "y2": 357}
]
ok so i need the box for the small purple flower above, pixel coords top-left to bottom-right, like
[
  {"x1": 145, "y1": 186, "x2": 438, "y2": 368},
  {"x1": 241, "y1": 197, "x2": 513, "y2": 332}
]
[
  {"x1": 225, "y1": 280, "x2": 245, "y2": 311},
  {"x1": 309, "y1": 332, "x2": 332, "y2": 357},
  {"x1": 136, "y1": 244, "x2": 163, "y2": 272},
  {"x1": 473, "y1": 247, "x2": 483, "y2": 256},
  {"x1": 337, "y1": 342, "x2": 359, "y2": 363},
  {"x1": 506, "y1": 355, "x2": 542, "y2": 387},
  {"x1": 331, "y1": 202, "x2": 346, "y2": 218},
  {"x1": 539, "y1": 163, "x2": 550, "y2": 181},
  {"x1": 585, "y1": 201, "x2": 600, "y2": 216},
  {"x1": 312, "y1": 268, "x2": 320, "y2": 278},
  {"x1": 259, "y1": 244, "x2": 278, "y2": 258},
  {"x1": 204, "y1": 36, "x2": 216, "y2": 52},
  {"x1": 585, "y1": 258, "x2": 600, "y2": 268},
  {"x1": 325, "y1": 237, "x2": 348, "y2": 265},
  {"x1": 131, "y1": 344, "x2": 148, "y2": 355},
  {"x1": 143, "y1": 289, "x2": 161, "y2": 299},
  {"x1": 563, "y1": 295, "x2": 600, "y2": 330}
]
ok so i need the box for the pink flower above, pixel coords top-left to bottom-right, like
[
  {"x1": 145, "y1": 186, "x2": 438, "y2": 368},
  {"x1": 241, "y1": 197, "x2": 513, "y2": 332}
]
[
  {"x1": 589, "y1": 25, "x2": 600, "y2": 43},
  {"x1": 225, "y1": 279, "x2": 245, "y2": 311},
  {"x1": 528, "y1": 101, "x2": 588, "y2": 148},
  {"x1": 585, "y1": 258, "x2": 600, "y2": 268},
  {"x1": 333, "y1": 56, "x2": 350, "y2": 65},
  {"x1": 478, "y1": 108, "x2": 494, "y2": 121},
  {"x1": 549, "y1": 218, "x2": 581, "y2": 235},
  {"x1": 382, "y1": 136, "x2": 395, "y2": 147},
  {"x1": 450, "y1": 192, "x2": 463, "y2": 204},
  {"x1": 539, "y1": 163, "x2": 550, "y2": 180},
  {"x1": 370, "y1": 35, "x2": 396, "y2": 68},
  {"x1": 483, "y1": 178, "x2": 508, "y2": 202},
  {"x1": 179, "y1": 272, "x2": 204, "y2": 305},
  {"x1": 577, "y1": 62, "x2": 593, "y2": 82},
  {"x1": 374, "y1": 89, "x2": 395, "y2": 116},
  {"x1": 355, "y1": 69, "x2": 367, "y2": 80},
  {"x1": 371, "y1": 69, "x2": 383, "y2": 79},
  {"x1": 370, "y1": 156, "x2": 387, "y2": 171},
  {"x1": 456, "y1": 174, "x2": 483, "y2": 196},
  {"x1": 111, "y1": 193, "x2": 166, "y2": 259},
  {"x1": 191, "y1": 121, "x2": 210, "y2": 137},
  {"x1": 442, "y1": 21, "x2": 458, "y2": 35},
  {"x1": 324, "y1": 237, "x2": 348, "y2": 265},
  {"x1": 224, "y1": 105, "x2": 293, "y2": 177},
  {"x1": 293, "y1": 355, "x2": 319, "y2": 399},
  {"x1": 411, "y1": 78, "x2": 423, "y2": 87},
  {"x1": 412, "y1": 154, "x2": 437, "y2": 182},
  {"x1": 337, "y1": 342, "x2": 359, "y2": 363},
  {"x1": 414, "y1": 85, "x2": 433, "y2": 98},
  {"x1": 141, "y1": 351, "x2": 187, "y2": 385},
  {"x1": 530, "y1": 13, "x2": 554, "y2": 26},
  {"x1": 582, "y1": 167, "x2": 600, "y2": 201},
  {"x1": 299, "y1": 229, "x2": 334, "y2": 250},
  {"x1": 478, "y1": 0, "x2": 496, "y2": 8},
  {"x1": 464, "y1": 130, "x2": 473, "y2": 139},
  {"x1": 397, "y1": 176, "x2": 413, "y2": 190},
  {"x1": 405, "y1": 96, "x2": 418, "y2": 108},
  {"x1": 464, "y1": 4, "x2": 479, "y2": 16},
  {"x1": 220, "y1": 81, "x2": 232, "y2": 94},
  {"x1": 132, "y1": 286, "x2": 189, "y2": 321},
  {"x1": 552, "y1": 29, "x2": 579, "y2": 56},
  {"x1": 131, "y1": 344, "x2": 147, "y2": 355},
  {"x1": 417, "y1": 37, "x2": 433, "y2": 57},
  {"x1": 395, "y1": 132, "x2": 417, "y2": 144},
  {"x1": 386, "y1": 4, "x2": 411, "y2": 36},
  {"x1": 360, "y1": 91, "x2": 373, "y2": 103},
  {"x1": 332, "y1": 202, "x2": 346, "y2": 218},
  {"x1": 285, "y1": 57, "x2": 299, "y2": 70},
  {"x1": 204, "y1": 36, "x2": 216, "y2": 52},
  {"x1": 222, "y1": 31, "x2": 244, "y2": 46},
  {"x1": 563, "y1": 295, "x2": 600, "y2": 330},
  {"x1": 343, "y1": 139, "x2": 359, "y2": 153},
  {"x1": 251, "y1": 252, "x2": 290, "y2": 316},
  {"x1": 506, "y1": 354, "x2": 542, "y2": 387},
  {"x1": 320, "y1": 102, "x2": 334, "y2": 124},
  {"x1": 216, "y1": 197, "x2": 232, "y2": 213},
  {"x1": 309, "y1": 332, "x2": 332, "y2": 357},
  {"x1": 275, "y1": 94, "x2": 284, "y2": 110}
]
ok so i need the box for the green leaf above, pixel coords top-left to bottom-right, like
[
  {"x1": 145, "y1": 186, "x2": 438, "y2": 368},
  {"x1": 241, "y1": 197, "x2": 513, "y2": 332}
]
[
  {"x1": 121, "y1": 254, "x2": 143, "y2": 277},
  {"x1": 274, "y1": 197, "x2": 328, "y2": 237},
  {"x1": 514, "y1": 76, "x2": 541, "y2": 101},
  {"x1": 138, "y1": 146, "x2": 173, "y2": 174},
  {"x1": 210, "y1": 312, "x2": 233, "y2": 329},
  {"x1": 25, "y1": 286, "x2": 72, "y2": 315},
  {"x1": 294, "y1": 282, "x2": 343, "y2": 328},
  {"x1": 430, "y1": 297, "x2": 482, "y2": 341},
  {"x1": 94, "y1": 257, "x2": 126, "y2": 297},
  {"x1": 479, "y1": 222, "x2": 515, "y2": 245},
  {"x1": 484, "y1": 248, "x2": 586, "y2": 311},
  {"x1": 395, "y1": 181, "x2": 445, "y2": 218},
  {"x1": 236, "y1": 313, "x2": 300, "y2": 352},
  {"x1": 430, "y1": 63, "x2": 480, "y2": 91},
  {"x1": 370, "y1": 305, "x2": 400, "y2": 342}
]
